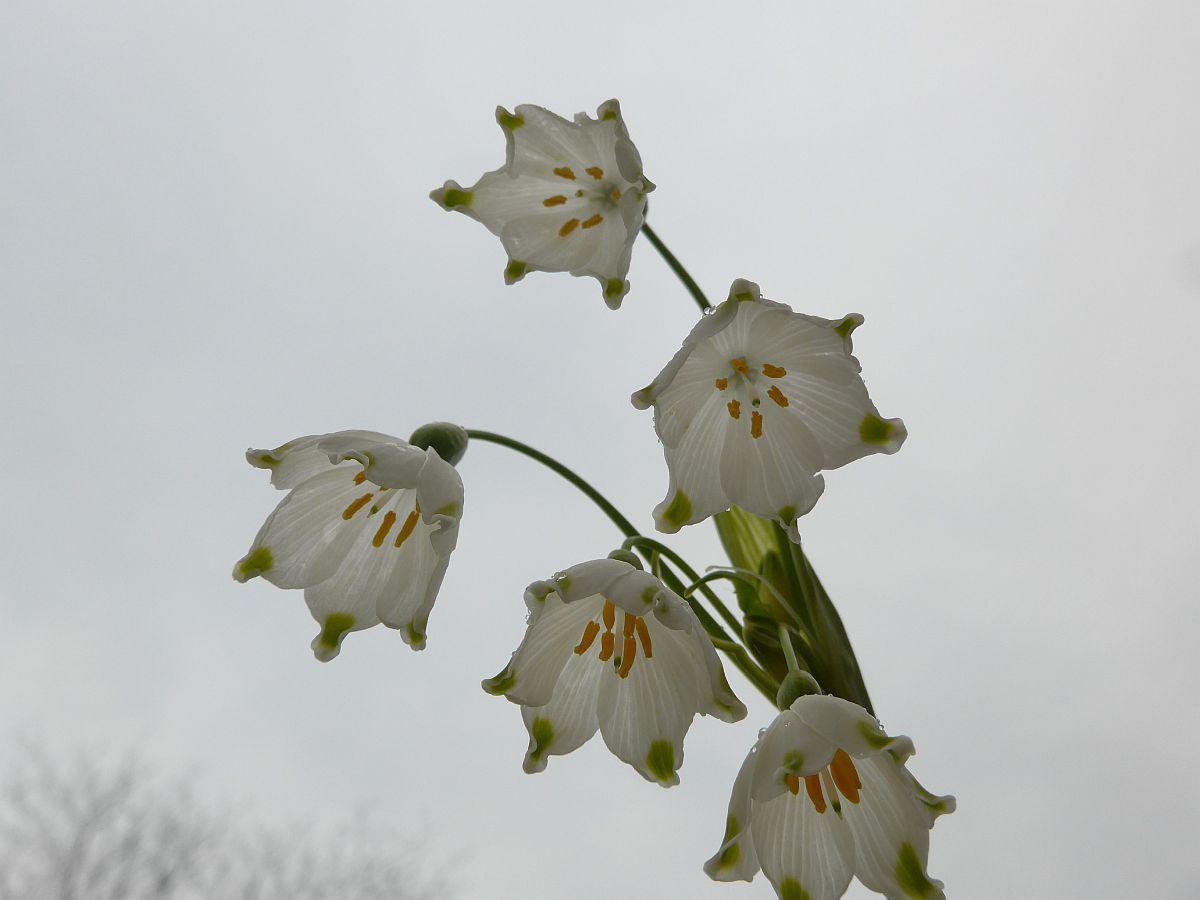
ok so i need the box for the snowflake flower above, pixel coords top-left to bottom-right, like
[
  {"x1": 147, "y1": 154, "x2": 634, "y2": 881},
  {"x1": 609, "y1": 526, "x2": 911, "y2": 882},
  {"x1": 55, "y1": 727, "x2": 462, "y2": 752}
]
[
  {"x1": 632, "y1": 279, "x2": 906, "y2": 540},
  {"x1": 431, "y1": 99, "x2": 654, "y2": 309},
  {"x1": 705, "y1": 695, "x2": 954, "y2": 900},
  {"x1": 233, "y1": 429, "x2": 464, "y2": 660},
  {"x1": 483, "y1": 558, "x2": 746, "y2": 785}
]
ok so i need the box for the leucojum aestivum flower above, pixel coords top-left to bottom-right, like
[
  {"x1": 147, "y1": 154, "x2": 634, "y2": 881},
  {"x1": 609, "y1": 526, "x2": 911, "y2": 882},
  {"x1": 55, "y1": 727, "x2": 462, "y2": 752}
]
[{"x1": 234, "y1": 99, "x2": 953, "y2": 899}]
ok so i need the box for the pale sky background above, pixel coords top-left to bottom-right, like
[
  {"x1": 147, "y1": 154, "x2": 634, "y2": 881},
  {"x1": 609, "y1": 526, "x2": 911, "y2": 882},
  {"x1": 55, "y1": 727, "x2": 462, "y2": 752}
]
[{"x1": 3, "y1": 2, "x2": 1199, "y2": 898}]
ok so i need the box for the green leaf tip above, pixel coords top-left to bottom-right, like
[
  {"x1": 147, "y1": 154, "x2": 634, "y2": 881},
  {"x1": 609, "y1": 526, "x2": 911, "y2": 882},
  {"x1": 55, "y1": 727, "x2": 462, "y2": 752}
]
[{"x1": 645, "y1": 740, "x2": 676, "y2": 784}]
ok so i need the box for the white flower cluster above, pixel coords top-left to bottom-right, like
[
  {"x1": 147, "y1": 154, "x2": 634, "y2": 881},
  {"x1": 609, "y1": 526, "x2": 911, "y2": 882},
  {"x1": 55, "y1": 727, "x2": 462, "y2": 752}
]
[{"x1": 233, "y1": 100, "x2": 951, "y2": 900}]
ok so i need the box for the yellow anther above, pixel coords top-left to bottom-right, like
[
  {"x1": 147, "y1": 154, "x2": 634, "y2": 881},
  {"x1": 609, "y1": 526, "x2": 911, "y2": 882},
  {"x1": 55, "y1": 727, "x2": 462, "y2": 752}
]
[
  {"x1": 622, "y1": 612, "x2": 636, "y2": 638},
  {"x1": 353, "y1": 471, "x2": 367, "y2": 485},
  {"x1": 804, "y1": 774, "x2": 827, "y2": 814},
  {"x1": 727, "y1": 400, "x2": 741, "y2": 420},
  {"x1": 762, "y1": 363, "x2": 787, "y2": 378},
  {"x1": 714, "y1": 378, "x2": 728, "y2": 391},
  {"x1": 574, "y1": 620, "x2": 601, "y2": 655},
  {"x1": 393, "y1": 505, "x2": 420, "y2": 548},
  {"x1": 585, "y1": 166, "x2": 604, "y2": 180},
  {"x1": 553, "y1": 166, "x2": 576, "y2": 180},
  {"x1": 543, "y1": 195, "x2": 567, "y2": 207},
  {"x1": 581, "y1": 214, "x2": 603, "y2": 229},
  {"x1": 602, "y1": 600, "x2": 616, "y2": 631},
  {"x1": 599, "y1": 631, "x2": 615, "y2": 662},
  {"x1": 634, "y1": 617, "x2": 653, "y2": 658},
  {"x1": 610, "y1": 188, "x2": 622, "y2": 202},
  {"x1": 786, "y1": 774, "x2": 801, "y2": 796},
  {"x1": 768, "y1": 385, "x2": 789, "y2": 408},
  {"x1": 829, "y1": 749, "x2": 862, "y2": 804},
  {"x1": 342, "y1": 493, "x2": 374, "y2": 520},
  {"x1": 617, "y1": 634, "x2": 637, "y2": 678},
  {"x1": 559, "y1": 218, "x2": 579, "y2": 236},
  {"x1": 371, "y1": 510, "x2": 397, "y2": 547},
  {"x1": 751, "y1": 411, "x2": 763, "y2": 439},
  {"x1": 731, "y1": 358, "x2": 748, "y2": 374}
]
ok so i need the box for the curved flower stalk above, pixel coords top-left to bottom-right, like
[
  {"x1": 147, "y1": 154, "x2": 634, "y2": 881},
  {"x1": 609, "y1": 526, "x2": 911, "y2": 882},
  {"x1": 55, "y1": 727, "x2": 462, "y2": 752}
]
[
  {"x1": 705, "y1": 694, "x2": 954, "y2": 900},
  {"x1": 233, "y1": 429, "x2": 464, "y2": 660},
  {"x1": 483, "y1": 557, "x2": 747, "y2": 786},
  {"x1": 431, "y1": 99, "x2": 655, "y2": 309},
  {"x1": 633, "y1": 278, "x2": 907, "y2": 541}
]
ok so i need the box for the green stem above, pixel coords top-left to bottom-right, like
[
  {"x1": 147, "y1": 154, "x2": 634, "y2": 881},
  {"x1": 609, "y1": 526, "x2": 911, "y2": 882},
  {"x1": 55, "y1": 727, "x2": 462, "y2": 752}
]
[
  {"x1": 465, "y1": 430, "x2": 638, "y2": 538},
  {"x1": 640, "y1": 222, "x2": 712, "y2": 313},
  {"x1": 779, "y1": 623, "x2": 802, "y2": 676}
]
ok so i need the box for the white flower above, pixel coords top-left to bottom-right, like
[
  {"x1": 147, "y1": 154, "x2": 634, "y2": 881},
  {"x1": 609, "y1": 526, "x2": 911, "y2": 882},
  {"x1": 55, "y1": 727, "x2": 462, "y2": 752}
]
[
  {"x1": 483, "y1": 558, "x2": 746, "y2": 785},
  {"x1": 705, "y1": 695, "x2": 954, "y2": 900},
  {"x1": 431, "y1": 99, "x2": 654, "y2": 310},
  {"x1": 233, "y1": 430, "x2": 464, "y2": 660},
  {"x1": 632, "y1": 278, "x2": 907, "y2": 540}
]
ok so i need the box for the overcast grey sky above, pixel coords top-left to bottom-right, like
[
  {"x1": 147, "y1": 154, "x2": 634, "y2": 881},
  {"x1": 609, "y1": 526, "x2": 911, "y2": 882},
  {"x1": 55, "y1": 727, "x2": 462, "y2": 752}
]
[{"x1": 3, "y1": 2, "x2": 1199, "y2": 898}]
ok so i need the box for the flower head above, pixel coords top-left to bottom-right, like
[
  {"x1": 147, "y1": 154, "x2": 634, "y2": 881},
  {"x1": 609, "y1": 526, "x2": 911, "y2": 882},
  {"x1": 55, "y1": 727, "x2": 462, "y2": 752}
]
[
  {"x1": 233, "y1": 429, "x2": 464, "y2": 660},
  {"x1": 632, "y1": 279, "x2": 906, "y2": 541},
  {"x1": 431, "y1": 99, "x2": 655, "y2": 309},
  {"x1": 483, "y1": 558, "x2": 746, "y2": 785},
  {"x1": 705, "y1": 694, "x2": 954, "y2": 900}
]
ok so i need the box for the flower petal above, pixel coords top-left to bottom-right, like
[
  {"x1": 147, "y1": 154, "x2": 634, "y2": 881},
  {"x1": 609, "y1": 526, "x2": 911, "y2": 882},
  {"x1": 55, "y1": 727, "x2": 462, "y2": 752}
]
[
  {"x1": 518, "y1": 652, "x2": 604, "y2": 773},
  {"x1": 840, "y1": 754, "x2": 946, "y2": 900},
  {"x1": 246, "y1": 430, "x2": 395, "y2": 490},
  {"x1": 233, "y1": 466, "x2": 371, "y2": 588},
  {"x1": 486, "y1": 593, "x2": 606, "y2": 708},
  {"x1": 704, "y1": 742, "x2": 761, "y2": 883},
  {"x1": 750, "y1": 788, "x2": 855, "y2": 900}
]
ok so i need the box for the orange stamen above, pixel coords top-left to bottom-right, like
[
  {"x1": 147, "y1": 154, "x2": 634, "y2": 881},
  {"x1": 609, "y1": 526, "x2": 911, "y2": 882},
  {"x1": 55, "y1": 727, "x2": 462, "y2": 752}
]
[
  {"x1": 786, "y1": 774, "x2": 801, "y2": 795},
  {"x1": 553, "y1": 166, "x2": 576, "y2": 180},
  {"x1": 602, "y1": 600, "x2": 615, "y2": 631},
  {"x1": 581, "y1": 214, "x2": 603, "y2": 229},
  {"x1": 542, "y1": 195, "x2": 567, "y2": 207},
  {"x1": 804, "y1": 774, "x2": 827, "y2": 813},
  {"x1": 762, "y1": 363, "x2": 787, "y2": 378},
  {"x1": 559, "y1": 218, "x2": 579, "y2": 236},
  {"x1": 599, "y1": 631, "x2": 615, "y2": 662},
  {"x1": 751, "y1": 411, "x2": 763, "y2": 439},
  {"x1": 610, "y1": 188, "x2": 621, "y2": 202},
  {"x1": 371, "y1": 510, "x2": 397, "y2": 547},
  {"x1": 574, "y1": 620, "x2": 601, "y2": 655},
  {"x1": 634, "y1": 617, "x2": 653, "y2": 658},
  {"x1": 353, "y1": 471, "x2": 367, "y2": 485},
  {"x1": 730, "y1": 358, "x2": 748, "y2": 374},
  {"x1": 617, "y1": 634, "x2": 637, "y2": 678},
  {"x1": 767, "y1": 385, "x2": 789, "y2": 408},
  {"x1": 393, "y1": 506, "x2": 420, "y2": 548},
  {"x1": 829, "y1": 749, "x2": 862, "y2": 804},
  {"x1": 342, "y1": 493, "x2": 374, "y2": 520},
  {"x1": 622, "y1": 612, "x2": 636, "y2": 638},
  {"x1": 727, "y1": 400, "x2": 741, "y2": 420},
  {"x1": 585, "y1": 166, "x2": 604, "y2": 180},
  {"x1": 714, "y1": 377, "x2": 728, "y2": 391}
]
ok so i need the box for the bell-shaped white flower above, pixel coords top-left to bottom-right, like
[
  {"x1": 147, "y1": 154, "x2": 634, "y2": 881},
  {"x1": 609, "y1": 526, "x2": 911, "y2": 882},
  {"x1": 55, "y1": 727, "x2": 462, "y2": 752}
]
[
  {"x1": 233, "y1": 430, "x2": 464, "y2": 660},
  {"x1": 483, "y1": 558, "x2": 746, "y2": 786},
  {"x1": 632, "y1": 279, "x2": 906, "y2": 541},
  {"x1": 705, "y1": 694, "x2": 954, "y2": 900},
  {"x1": 431, "y1": 99, "x2": 655, "y2": 310}
]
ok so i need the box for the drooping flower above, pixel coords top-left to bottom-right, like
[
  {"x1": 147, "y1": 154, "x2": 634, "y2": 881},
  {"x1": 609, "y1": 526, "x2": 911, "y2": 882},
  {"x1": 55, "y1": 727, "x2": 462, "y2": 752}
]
[
  {"x1": 705, "y1": 694, "x2": 954, "y2": 900},
  {"x1": 430, "y1": 99, "x2": 655, "y2": 309},
  {"x1": 632, "y1": 278, "x2": 906, "y2": 541},
  {"x1": 483, "y1": 557, "x2": 746, "y2": 785},
  {"x1": 232, "y1": 428, "x2": 465, "y2": 660}
]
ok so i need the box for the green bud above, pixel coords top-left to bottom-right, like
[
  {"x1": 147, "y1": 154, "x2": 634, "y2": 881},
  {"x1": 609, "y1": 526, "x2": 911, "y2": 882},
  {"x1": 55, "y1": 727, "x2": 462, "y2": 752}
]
[
  {"x1": 606, "y1": 549, "x2": 643, "y2": 570},
  {"x1": 776, "y1": 671, "x2": 823, "y2": 710},
  {"x1": 408, "y1": 422, "x2": 469, "y2": 466}
]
